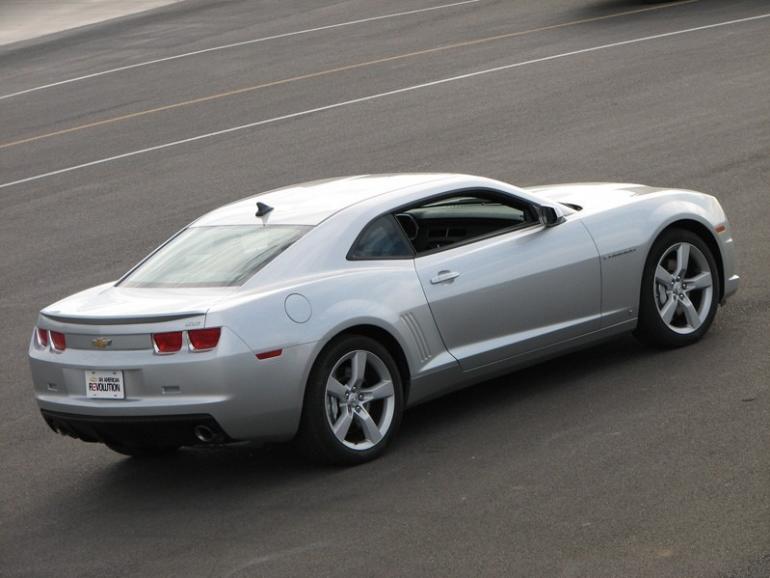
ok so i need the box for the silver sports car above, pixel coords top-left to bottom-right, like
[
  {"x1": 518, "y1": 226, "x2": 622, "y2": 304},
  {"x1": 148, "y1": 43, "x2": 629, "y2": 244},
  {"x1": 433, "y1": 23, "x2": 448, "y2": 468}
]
[{"x1": 28, "y1": 174, "x2": 739, "y2": 464}]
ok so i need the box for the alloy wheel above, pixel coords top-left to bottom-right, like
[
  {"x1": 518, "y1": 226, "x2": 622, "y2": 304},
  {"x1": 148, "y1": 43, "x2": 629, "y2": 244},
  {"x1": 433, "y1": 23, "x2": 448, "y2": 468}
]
[
  {"x1": 653, "y1": 242, "x2": 714, "y2": 335},
  {"x1": 324, "y1": 350, "x2": 396, "y2": 451}
]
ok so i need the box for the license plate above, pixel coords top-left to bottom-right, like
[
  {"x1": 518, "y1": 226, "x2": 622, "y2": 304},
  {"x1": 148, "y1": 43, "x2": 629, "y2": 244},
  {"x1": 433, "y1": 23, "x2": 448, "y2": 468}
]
[{"x1": 85, "y1": 369, "x2": 125, "y2": 399}]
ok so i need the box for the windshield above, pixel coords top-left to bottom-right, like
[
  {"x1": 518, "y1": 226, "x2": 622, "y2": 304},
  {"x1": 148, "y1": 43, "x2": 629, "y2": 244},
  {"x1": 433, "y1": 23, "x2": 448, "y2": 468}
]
[{"x1": 120, "y1": 225, "x2": 309, "y2": 288}]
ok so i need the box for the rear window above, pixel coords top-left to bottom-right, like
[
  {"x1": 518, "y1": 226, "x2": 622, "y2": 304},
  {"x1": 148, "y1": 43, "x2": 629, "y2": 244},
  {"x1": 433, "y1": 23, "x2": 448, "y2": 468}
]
[{"x1": 120, "y1": 225, "x2": 309, "y2": 288}]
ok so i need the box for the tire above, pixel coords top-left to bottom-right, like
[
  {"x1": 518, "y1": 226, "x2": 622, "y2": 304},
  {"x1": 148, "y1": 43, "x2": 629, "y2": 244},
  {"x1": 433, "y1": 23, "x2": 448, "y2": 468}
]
[
  {"x1": 296, "y1": 335, "x2": 404, "y2": 466},
  {"x1": 634, "y1": 228, "x2": 720, "y2": 348},
  {"x1": 105, "y1": 441, "x2": 180, "y2": 458}
]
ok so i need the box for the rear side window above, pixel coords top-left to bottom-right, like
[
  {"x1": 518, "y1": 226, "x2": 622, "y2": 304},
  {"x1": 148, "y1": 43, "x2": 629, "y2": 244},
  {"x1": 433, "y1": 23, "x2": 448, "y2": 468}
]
[
  {"x1": 348, "y1": 215, "x2": 413, "y2": 259},
  {"x1": 120, "y1": 225, "x2": 309, "y2": 287}
]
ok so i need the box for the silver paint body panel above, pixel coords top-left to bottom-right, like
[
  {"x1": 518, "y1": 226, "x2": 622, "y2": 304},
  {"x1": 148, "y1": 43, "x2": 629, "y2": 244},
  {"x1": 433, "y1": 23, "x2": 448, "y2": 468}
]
[
  {"x1": 414, "y1": 218, "x2": 601, "y2": 370},
  {"x1": 29, "y1": 174, "x2": 739, "y2": 442}
]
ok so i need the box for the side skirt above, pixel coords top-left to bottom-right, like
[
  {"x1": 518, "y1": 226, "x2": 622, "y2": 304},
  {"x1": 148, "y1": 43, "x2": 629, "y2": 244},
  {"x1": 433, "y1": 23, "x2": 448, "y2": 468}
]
[{"x1": 407, "y1": 319, "x2": 637, "y2": 407}]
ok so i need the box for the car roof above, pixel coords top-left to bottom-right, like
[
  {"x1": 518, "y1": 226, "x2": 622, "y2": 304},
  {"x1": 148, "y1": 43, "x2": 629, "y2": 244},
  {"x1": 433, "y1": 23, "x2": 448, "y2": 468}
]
[{"x1": 192, "y1": 174, "x2": 457, "y2": 227}]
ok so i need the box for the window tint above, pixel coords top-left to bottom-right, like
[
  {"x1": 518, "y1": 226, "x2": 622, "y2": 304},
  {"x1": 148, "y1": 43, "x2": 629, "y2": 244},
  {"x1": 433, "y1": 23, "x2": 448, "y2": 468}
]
[
  {"x1": 349, "y1": 215, "x2": 413, "y2": 259},
  {"x1": 397, "y1": 191, "x2": 536, "y2": 254},
  {"x1": 120, "y1": 225, "x2": 308, "y2": 287}
]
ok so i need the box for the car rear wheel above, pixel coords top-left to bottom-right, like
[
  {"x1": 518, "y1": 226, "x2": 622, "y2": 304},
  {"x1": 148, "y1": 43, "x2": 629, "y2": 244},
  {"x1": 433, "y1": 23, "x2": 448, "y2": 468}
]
[
  {"x1": 105, "y1": 441, "x2": 180, "y2": 458},
  {"x1": 634, "y1": 228, "x2": 719, "y2": 348},
  {"x1": 296, "y1": 335, "x2": 403, "y2": 465}
]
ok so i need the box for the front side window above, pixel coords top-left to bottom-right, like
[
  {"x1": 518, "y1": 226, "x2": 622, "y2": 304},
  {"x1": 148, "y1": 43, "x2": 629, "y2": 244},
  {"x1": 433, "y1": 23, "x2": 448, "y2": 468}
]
[
  {"x1": 396, "y1": 191, "x2": 537, "y2": 254},
  {"x1": 120, "y1": 225, "x2": 309, "y2": 287}
]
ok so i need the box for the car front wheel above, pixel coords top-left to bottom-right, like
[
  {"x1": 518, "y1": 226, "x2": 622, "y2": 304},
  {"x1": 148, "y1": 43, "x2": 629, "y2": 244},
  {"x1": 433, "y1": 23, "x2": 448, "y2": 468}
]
[
  {"x1": 296, "y1": 335, "x2": 404, "y2": 465},
  {"x1": 635, "y1": 228, "x2": 719, "y2": 348}
]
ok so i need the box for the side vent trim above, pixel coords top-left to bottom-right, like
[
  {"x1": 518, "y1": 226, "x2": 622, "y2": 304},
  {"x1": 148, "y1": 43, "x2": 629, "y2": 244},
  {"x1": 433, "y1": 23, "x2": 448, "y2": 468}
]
[{"x1": 401, "y1": 312, "x2": 432, "y2": 362}]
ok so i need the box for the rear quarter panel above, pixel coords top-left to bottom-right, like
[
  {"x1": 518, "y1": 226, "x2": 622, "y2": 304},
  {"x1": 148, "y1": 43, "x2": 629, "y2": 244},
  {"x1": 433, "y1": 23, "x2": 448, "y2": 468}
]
[{"x1": 205, "y1": 261, "x2": 458, "y2": 410}]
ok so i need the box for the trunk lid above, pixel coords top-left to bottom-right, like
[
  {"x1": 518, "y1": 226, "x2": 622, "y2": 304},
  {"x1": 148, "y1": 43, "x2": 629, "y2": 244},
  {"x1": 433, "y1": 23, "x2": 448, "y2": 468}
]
[{"x1": 41, "y1": 282, "x2": 237, "y2": 325}]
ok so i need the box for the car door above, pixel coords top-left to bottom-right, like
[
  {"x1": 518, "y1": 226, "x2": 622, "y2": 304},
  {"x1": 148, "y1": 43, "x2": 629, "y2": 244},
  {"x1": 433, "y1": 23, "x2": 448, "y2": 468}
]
[{"x1": 410, "y1": 190, "x2": 601, "y2": 371}]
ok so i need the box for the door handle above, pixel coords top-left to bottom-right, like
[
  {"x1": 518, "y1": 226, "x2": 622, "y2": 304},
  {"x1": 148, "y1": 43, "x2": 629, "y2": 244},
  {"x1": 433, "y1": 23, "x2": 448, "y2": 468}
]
[{"x1": 430, "y1": 270, "x2": 460, "y2": 284}]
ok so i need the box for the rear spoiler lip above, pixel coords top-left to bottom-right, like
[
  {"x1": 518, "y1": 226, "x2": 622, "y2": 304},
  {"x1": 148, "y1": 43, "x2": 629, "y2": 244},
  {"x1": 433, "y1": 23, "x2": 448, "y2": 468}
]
[{"x1": 40, "y1": 312, "x2": 206, "y2": 325}]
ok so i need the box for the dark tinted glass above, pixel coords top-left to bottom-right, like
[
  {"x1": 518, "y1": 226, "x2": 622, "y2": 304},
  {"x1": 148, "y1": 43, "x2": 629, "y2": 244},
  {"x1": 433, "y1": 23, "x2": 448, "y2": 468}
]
[
  {"x1": 401, "y1": 192, "x2": 536, "y2": 254},
  {"x1": 350, "y1": 216, "x2": 413, "y2": 259}
]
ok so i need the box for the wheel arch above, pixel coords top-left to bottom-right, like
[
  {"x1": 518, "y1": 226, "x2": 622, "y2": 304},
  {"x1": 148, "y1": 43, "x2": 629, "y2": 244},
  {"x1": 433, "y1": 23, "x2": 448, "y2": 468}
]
[{"x1": 306, "y1": 323, "x2": 413, "y2": 406}]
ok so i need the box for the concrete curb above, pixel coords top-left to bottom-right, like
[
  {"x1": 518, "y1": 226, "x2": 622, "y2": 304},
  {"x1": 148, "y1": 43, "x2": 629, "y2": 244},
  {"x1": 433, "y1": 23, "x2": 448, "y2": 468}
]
[{"x1": 0, "y1": 0, "x2": 186, "y2": 47}]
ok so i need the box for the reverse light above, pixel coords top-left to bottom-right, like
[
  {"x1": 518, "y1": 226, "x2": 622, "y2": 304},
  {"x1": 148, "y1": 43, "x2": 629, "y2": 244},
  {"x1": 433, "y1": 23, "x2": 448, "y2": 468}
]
[
  {"x1": 153, "y1": 331, "x2": 183, "y2": 354},
  {"x1": 36, "y1": 328, "x2": 49, "y2": 348},
  {"x1": 188, "y1": 328, "x2": 221, "y2": 351},
  {"x1": 50, "y1": 331, "x2": 66, "y2": 351}
]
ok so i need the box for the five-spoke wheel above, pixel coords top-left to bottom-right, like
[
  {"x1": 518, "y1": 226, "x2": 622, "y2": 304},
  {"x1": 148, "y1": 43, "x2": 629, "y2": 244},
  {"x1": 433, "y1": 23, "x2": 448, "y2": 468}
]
[
  {"x1": 636, "y1": 228, "x2": 719, "y2": 347},
  {"x1": 297, "y1": 335, "x2": 403, "y2": 465},
  {"x1": 653, "y1": 241, "x2": 714, "y2": 334},
  {"x1": 325, "y1": 350, "x2": 396, "y2": 450}
]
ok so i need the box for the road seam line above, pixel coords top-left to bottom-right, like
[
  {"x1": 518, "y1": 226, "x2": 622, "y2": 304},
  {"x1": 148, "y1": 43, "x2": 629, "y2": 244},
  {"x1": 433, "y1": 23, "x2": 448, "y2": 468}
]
[{"x1": 1, "y1": 12, "x2": 767, "y2": 191}]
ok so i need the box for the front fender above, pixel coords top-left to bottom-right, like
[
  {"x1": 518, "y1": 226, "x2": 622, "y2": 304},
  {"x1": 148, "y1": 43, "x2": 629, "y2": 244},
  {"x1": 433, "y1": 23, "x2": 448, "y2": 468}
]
[{"x1": 580, "y1": 190, "x2": 733, "y2": 325}]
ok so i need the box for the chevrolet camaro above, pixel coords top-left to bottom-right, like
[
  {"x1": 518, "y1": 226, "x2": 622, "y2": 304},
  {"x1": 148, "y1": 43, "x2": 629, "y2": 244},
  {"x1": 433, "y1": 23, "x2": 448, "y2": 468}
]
[{"x1": 28, "y1": 174, "x2": 739, "y2": 464}]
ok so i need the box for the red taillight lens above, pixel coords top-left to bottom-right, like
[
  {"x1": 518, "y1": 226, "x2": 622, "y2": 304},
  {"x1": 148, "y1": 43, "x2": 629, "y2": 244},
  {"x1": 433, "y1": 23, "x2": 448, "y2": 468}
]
[
  {"x1": 36, "y1": 328, "x2": 49, "y2": 347},
  {"x1": 256, "y1": 349, "x2": 282, "y2": 360},
  {"x1": 188, "y1": 328, "x2": 221, "y2": 351},
  {"x1": 50, "y1": 331, "x2": 66, "y2": 351},
  {"x1": 153, "y1": 331, "x2": 183, "y2": 354}
]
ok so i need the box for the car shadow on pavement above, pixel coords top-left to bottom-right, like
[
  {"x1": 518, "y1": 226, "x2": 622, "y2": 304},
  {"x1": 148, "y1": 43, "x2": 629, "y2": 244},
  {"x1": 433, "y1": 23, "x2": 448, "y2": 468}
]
[
  {"x1": 396, "y1": 333, "x2": 651, "y2": 446},
  {"x1": 574, "y1": 0, "x2": 698, "y2": 19},
  {"x1": 29, "y1": 332, "x2": 680, "y2": 527},
  {"x1": 576, "y1": 0, "x2": 770, "y2": 18},
  {"x1": 105, "y1": 333, "x2": 652, "y2": 474}
]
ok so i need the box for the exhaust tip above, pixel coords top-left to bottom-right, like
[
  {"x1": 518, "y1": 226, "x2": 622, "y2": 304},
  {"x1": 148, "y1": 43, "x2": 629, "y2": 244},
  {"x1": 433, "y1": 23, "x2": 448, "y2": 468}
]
[{"x1": 194, "y1": 424, "x2": 217, "y2": 443}]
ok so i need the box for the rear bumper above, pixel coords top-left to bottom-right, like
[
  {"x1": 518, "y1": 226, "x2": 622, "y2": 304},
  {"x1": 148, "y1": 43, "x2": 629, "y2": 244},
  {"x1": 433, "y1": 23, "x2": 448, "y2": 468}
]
[
  {"x1": 29, "y1": 330, "x2": 318, "y2": 442},
  {"x1": 41, "y1": 410, "x2": 230, "y2": 446}
]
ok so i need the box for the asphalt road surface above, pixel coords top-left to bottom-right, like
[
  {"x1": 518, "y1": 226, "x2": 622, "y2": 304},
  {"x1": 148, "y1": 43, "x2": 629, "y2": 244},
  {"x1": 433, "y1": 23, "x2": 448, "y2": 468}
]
[{"x1": 1, "y1": 0, "x2": 769, "y2": 576}]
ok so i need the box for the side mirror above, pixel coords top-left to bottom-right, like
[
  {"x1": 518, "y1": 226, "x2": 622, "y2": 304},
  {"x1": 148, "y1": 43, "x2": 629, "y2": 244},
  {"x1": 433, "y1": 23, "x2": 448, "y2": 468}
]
[{"x1": 540, "y1": 205, "x2": 565, "y2": 227}]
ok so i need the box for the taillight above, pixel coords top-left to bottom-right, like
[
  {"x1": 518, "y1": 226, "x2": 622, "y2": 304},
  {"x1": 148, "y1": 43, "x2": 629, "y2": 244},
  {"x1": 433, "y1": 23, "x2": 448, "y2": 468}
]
[
  {"x1": 188, "y1": 328, "x2": 221, "y2": 351},
  {"x1": 50, "y1": 331, "x2": 66, "y2": 351},
  {"x1": 36, "y1": 328, "x2": 49, "y2": 348},
  {"x1": 153, "y1": 331, "x2": 183, "y2": 354}
]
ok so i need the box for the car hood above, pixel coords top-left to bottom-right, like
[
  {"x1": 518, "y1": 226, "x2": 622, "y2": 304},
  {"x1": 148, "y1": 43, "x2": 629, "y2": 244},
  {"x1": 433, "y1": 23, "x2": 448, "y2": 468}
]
[
  {"x1": 40, "y1": 282, "x2": 238, "y2": 325},
  {"x1": 524, "y1": 182, "x2": 665, "y2": 211}
]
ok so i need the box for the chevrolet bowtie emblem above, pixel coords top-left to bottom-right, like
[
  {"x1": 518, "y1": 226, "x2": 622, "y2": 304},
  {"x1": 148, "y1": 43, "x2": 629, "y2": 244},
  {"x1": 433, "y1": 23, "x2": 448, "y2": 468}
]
[{"x1": 92, "y1": 337, "x2": 113, "y2": 349}]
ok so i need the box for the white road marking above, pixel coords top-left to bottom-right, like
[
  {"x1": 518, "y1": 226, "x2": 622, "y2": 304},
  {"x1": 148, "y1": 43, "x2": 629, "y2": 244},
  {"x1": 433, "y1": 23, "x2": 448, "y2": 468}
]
[
  {"x1": 224, "y1": 542, "x2": 328, "y2": 576},
  {"x1": 0, "y1": 0, "x2": 481, "y2": 101},
  {"x1": 1, "y1": 12, "x2": 767, "y2": 191}
]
